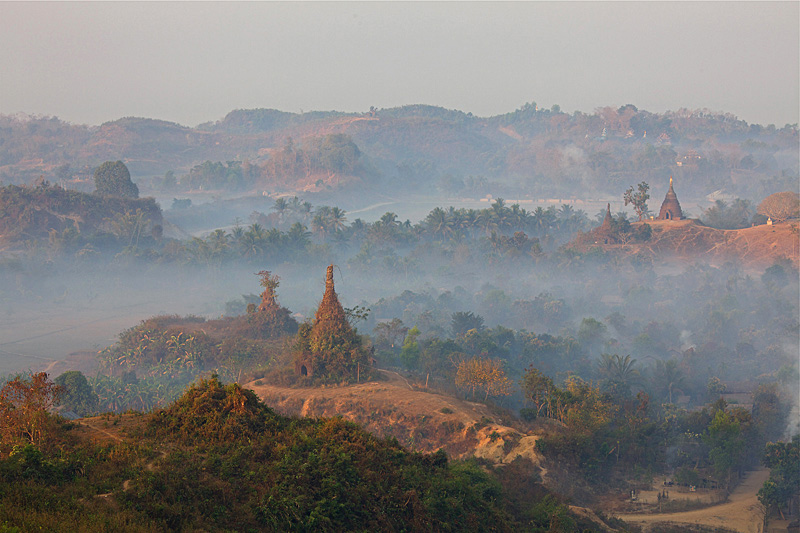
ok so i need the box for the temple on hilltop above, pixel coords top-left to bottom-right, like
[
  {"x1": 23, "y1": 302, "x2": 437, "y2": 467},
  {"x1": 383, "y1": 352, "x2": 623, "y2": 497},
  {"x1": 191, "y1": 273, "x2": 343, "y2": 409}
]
[{"x1": 657, "y1": 177, "x2": 684, "y2": 220}]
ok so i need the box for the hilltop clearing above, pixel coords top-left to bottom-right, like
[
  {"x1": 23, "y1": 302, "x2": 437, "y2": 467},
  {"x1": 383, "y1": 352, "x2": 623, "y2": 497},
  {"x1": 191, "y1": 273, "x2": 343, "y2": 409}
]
[
  {"x1": 247, "y1": 370, "x2": 547, "y2": 470},
  {"x1": 572, "y1": 218, "x2": 799, "y2": 269}
]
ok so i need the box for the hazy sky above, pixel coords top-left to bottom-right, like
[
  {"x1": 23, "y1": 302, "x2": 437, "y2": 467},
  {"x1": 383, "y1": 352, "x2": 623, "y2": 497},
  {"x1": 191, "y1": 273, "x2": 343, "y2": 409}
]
[{"x1": 1, "y1": 2, "x2": 797, "y2": 127}]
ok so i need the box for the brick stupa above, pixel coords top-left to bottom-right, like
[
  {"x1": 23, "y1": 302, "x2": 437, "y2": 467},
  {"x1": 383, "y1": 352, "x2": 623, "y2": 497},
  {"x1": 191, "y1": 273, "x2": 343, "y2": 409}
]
[{"x1": 657, "y1": 177, "x2": 684, "y2": 220}]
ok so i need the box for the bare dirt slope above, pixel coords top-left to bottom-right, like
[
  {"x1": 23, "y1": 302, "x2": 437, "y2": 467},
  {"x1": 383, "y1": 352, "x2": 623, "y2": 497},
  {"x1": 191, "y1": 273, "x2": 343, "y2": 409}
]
[
  {"x1": 246, "y1": 370, "x2": 546, "y2": 470},
  {"x1": 645, "y1": 220, "x2": 798, "y2": 268},
  {"x1": 581, "y1": 219, "x2": 798, "y2": 269},
  {"x1": 614, "y1": 468, "x2": 769, "y2": 533}
]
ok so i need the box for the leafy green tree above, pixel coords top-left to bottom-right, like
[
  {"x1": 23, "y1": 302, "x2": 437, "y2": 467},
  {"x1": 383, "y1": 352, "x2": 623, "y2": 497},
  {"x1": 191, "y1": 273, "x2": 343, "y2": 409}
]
[
  {"x1": 577, "y1": 317, "x2": 607, "y2": 354},
  {"x1": 451, "y1": 311, "x2": 485, "y2": 338},
  {"x1": 520, "y1": 366, "x2": 555, "y2": 418},
  {"x1": 704, "y1": 408, "x2": 748, "y2": 486},
  {"x1": 372, "y1": 318, "x2": 408, "y2": 349},
  {"x1": 758, "y1": 436, "x2": 799, "y2": 520},
  {"x1": 399, "y1": 326, "x2": 421, "y2": 369},
  {"x1": 706, "y1": 376, "x2": 727, "y2": 400},
  {"x1": 318, "y1": 133, "x2": 361, "y2": 173},
  {"x1": 701, "y1": 199, "x2": 753, "y2": 229},
  {"x1": 623, "y1": 181, "x2": 650, "y2": 221},
  {"x1": 53, "y1": 371, "x2": 98, "y2": 417},
  {"x1": 751, "y1": 383, "x2": 791, "y2": 444},
  {"x1": 94, "y1": 160, "x2": 138, "y2": 198}
]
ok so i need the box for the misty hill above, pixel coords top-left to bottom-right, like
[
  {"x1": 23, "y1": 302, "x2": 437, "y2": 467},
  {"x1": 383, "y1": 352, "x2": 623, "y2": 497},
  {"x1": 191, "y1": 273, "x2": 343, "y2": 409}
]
[
  {"x1": 0, "y1": 182, "x2": 162, "y2": 247},
  {"x1": 1, "y1": 104, "x2": 797, "y2": 201}
]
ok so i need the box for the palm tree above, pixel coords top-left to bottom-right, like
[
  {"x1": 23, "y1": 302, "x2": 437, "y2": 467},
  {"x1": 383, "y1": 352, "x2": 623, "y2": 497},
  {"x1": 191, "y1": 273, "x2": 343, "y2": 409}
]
[
  {"x1": 531, "y1": 206, "x2": 558, "y2": 240},
  {"x1": 490, "y1": 199, "x2": 512, "y2": 233},
  {"x1": 187, "y1": 237, "x2": 212, "y2": 265},
  {"x1": 476, "y1": 209, "x2": 498, "y2": 236},
  {"x1": 509, "y1": 203, "x2": 529, "y2": 231},
  {"x1": 230, "y1": 222, "x2": 244, "y2": 244},
  {"x1": 329, "y1": 206, "x2": 347, "y2": 233},
  {"x1": 598, "y1": 353, "x2": 640, "y2": 396},
  {"x1": 239, "y1": 223, "x2": 268, "y2": 259},
  {"x1": 558, "y1": 204, "x2": 575, "y2": 220},
  {"x1": 425, "y1": 207, "x2": 451, "y2": 240},
  {"x1": 286, "y1": 222, "x2": 311, "y2": 257},
  {"x1": 311, "y1": 212, "x2": 329, "y2": 243},
  {"x1": 379, "y1": 212, "x2": 398, "y2": 227},
  {"x1": 653, "y1": 359, "x2": 686, "y2": 404},
  {"x1": 461, "y1": 209, "x2": 479, "y2": 238},
  {"x1": 206, "y1": 229, "x2": 230, "y2": 260},
  {"x1": 349, "y1": 218, "x2": 368, "y2": 239},
  {"x1": 272, "y1": 197, "x2": 289, "y2": 224}
]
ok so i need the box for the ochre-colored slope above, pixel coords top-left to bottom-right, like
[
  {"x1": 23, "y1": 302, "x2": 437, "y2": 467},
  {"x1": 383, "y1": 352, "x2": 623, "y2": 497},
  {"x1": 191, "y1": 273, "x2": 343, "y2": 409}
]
[{"x1": 578, "y1": 219, "x2": 798, "y2": 268}]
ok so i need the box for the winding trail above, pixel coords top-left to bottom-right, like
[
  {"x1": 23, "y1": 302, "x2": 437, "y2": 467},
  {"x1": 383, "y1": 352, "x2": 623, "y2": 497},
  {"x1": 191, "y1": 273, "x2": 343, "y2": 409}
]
[
  {"x1": 76, "y1": 420, "x2": 125, "y2": 443},
  {"x1": 615, "y1": 468, "x2": 769, "y2": 533},
  {"x1": 376, "y1": 368, "x2": 413, "y2": 389}
]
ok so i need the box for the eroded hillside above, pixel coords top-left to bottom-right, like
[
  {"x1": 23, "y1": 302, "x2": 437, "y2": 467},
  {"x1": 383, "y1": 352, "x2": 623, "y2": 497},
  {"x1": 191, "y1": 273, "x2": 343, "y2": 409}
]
[{"x1": 247, "y1": 370, "x2": 547, "y2": 474}]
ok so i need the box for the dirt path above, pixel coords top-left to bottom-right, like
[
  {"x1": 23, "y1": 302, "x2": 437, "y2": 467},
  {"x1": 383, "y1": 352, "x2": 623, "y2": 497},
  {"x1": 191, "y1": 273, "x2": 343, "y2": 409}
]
[
  {"x1": 615, "y1": 468, "x2": 769, "y2": 533},
  {"x1": 75, "y1": 418, "x2": 167, "y2": 496},
  {"x1": 75, "y1": 420, "x2": 125, "y2": 443}
]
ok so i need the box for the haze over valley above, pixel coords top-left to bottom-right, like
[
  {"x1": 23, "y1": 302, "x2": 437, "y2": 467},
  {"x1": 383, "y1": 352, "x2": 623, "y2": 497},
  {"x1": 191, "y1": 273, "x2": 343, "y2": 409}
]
[{"x1": 0, "y1": 2, "x2": 798, "y2": 531}]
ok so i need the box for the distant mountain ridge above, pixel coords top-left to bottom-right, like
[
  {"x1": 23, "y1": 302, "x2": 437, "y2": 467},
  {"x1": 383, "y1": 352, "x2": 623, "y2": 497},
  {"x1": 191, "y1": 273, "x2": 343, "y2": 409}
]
[{"x1": 1, "y1": 104, "x2": 797, "y2": 200}]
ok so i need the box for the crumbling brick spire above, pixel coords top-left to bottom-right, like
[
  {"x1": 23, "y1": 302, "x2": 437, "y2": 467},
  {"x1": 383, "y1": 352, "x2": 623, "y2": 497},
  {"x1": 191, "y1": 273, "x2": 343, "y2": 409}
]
[
  {"x1": 600, "y1": 203, "x2": 613, "y2": 230},
  {"x1": 313, "y1": 265, "x2": 349, "y2": 331},
  {"x1": 257, "y1": 271, "x2": 280, "y2": 312}
]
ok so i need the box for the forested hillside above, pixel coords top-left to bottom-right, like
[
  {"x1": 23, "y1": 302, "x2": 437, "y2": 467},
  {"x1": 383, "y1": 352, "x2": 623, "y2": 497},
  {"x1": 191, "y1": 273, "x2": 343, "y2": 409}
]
[
  {"x1": 0, "y1": 182, "x2": 162, "y2": 248},
  {"x1": 0, "y1": 374, "x2": 622, "y2": 531}
]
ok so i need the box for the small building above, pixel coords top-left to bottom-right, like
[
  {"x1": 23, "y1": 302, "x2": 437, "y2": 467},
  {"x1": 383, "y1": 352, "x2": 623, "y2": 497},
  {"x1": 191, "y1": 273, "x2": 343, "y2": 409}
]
[{"x1": 657, "y1": 177, "x2": 684, "y2": 221}]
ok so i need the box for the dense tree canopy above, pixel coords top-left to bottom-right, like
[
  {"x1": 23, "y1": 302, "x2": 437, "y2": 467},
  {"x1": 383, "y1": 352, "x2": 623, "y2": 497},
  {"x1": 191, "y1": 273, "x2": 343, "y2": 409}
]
[{"x1": 94, "y1": 160, "x2": 139, "y2": 198}]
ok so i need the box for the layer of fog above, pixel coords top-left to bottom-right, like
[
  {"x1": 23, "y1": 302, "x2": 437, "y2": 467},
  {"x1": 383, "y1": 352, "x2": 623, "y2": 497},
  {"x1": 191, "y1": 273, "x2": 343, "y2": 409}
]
[
  {"x1": 2, "y1": 189, "x2": 797, "y2": 442},
  {"x1": 160, "y1": 190, "x2": 707, "y2": 238}
]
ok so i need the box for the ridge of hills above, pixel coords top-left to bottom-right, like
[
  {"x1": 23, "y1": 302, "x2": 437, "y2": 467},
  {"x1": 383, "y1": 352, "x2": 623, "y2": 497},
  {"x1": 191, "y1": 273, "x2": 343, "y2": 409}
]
[{"x1": 2, "y1": 104, "x2": 797, "y2": 201}]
